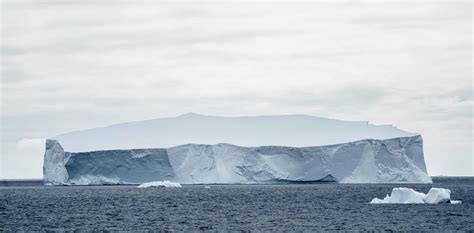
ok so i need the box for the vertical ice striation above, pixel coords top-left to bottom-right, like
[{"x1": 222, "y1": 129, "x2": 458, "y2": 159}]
[{"x1": 64, "y1": 148, "x2": 174, "y2": 185}]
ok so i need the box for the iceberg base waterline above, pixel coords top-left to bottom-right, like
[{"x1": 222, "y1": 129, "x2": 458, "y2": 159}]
[
  {"x1": 138, "y1": 181, "x2": 182, "y2": 188},
  {"x1": 43, "y1": 135, "x2": 432, "y2": 185}
]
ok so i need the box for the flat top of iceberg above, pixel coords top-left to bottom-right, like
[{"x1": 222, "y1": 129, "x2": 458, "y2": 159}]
[
  {"x1": 52, "y1": 113, "x2": 416, "y2": 152},
  {"x1": 370, "y1": 187, "x2": 461, "y2": 204}
]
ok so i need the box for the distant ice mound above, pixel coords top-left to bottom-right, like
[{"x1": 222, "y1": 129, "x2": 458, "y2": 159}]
[
  {"x1": 52, "y1": 113, "x2": 417, "y2": 152},
  {"x1": 43, "y1": 135, "x2": 432, "y2": 185},
  {"x1": 370, "y1": 188, "x2": 461, "y2": 204},
  {"x1": 138, "y1": 181, "x2": 182, "y2": 188}
]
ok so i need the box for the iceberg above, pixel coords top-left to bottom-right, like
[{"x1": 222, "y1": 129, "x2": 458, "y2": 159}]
[
  {"x1": 370, "y1": 187, "x2": 461, "y2": 204},
  {"x1": 43, "y1": 114, "x2": 431, "y2": 185},
  {"x1": 138, "y1": 181, "x2": 182, "y2": 188},
  {"x1": 43, "y1": 135, "x2": 432, "y2": 185}
]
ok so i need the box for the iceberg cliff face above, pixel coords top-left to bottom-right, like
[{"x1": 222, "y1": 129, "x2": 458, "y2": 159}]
[
  {"x1": 43, "y1": 135, "x2": 432, "y2": 185},
  {"x1": 43, "y1": 140, "x2": 69, "y2": 185}
]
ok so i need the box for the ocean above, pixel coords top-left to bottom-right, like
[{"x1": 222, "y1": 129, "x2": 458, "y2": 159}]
[{"x1": 1, "y1": 177, "x2": 473, "y2": 231}]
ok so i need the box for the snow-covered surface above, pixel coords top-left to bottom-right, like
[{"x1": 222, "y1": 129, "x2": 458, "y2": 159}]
[
  {"x1": 52, "y1": 113, "x2": 416, "y2": 152},
  {"x1": 43, "y1": 135, "x2": 431, "y2": 185},
  {"x1": 137, "y1": 181, "x2": 182, "y2": 188},
  {"x1": 370, "y1": 188, "x2": 461, "y2": 204}
]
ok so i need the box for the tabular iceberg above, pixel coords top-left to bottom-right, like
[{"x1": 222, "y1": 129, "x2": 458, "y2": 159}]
[{"x1": 43, "y1": 135, "x2": 432, "y2": 185}]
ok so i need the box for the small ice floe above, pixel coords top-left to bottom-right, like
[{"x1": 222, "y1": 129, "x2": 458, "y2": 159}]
[
  {"x1": 137, "y1": 180, "x2": 182, "y2": 188},
  {"x1": 204, "y1": 186, "x2": 211, "y2": 189},
  {"x1": 370, "y1": 187, "x2": 461, "y2": 204}
]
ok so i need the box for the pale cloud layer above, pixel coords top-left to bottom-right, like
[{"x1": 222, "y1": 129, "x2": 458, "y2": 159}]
[{"x1": 1, "y1": 0, "x2": 472, "y2": 178}]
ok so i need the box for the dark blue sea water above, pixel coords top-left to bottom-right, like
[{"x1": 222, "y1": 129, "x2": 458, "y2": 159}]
[{"x1": 1, "y1": 177, "x2": 473, "y2": 231}]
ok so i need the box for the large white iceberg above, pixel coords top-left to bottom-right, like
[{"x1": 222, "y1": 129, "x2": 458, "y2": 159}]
[
  {"x1": 370, "y1": 187, "x2": 461, "y2": 204},
  {"x1": 43, "y1": 114, "x2": 431, "y2": 185},
  {"x1": 43, "y1": 135, "x2": 432, "y2": 185}
]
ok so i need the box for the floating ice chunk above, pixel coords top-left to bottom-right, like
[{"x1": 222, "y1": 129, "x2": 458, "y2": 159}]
[
  {"x1": 137, "y1": 180, "x2": 182, "y2": 188},
  {"x1": 370, "y1": 188, "x2": 426, "y2": 204},
  {"x1": 424, "y1": 188, "x2": 451, "y2": 204},
  {"x1": 370, "y1": 187, "x2": 461, "y2": 204}
]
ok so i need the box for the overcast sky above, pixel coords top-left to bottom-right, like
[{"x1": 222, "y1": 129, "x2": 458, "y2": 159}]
[{"x1": 1, "y1": 0, "x2": 472, "y2": 179}]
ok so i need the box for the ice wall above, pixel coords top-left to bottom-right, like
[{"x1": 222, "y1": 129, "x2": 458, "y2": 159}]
[
  {"x1": 44, "y1": 141, "x2": 174, "y2": 185},
  {"x1": 43, "y1": 135, "x2": 432, "y2": 185}
]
